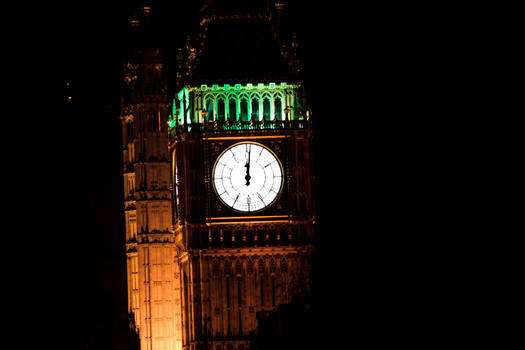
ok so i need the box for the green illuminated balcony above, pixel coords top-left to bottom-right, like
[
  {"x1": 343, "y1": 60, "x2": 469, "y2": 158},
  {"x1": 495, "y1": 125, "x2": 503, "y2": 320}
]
[
  {"x1": 169, "y1": 117, "x2": 310, "y2": 138},
  {"x1": 168, "y1": 82, "x2": 309, "y2": 138}
]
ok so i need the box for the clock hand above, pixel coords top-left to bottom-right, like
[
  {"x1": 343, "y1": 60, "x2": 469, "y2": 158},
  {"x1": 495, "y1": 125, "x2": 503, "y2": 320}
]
[{"x1": 245, "y1": 145, "x2": 251, "y2": 185}]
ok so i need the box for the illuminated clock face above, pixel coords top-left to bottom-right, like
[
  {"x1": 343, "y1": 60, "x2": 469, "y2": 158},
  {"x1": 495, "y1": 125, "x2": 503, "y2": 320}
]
[{"x1": 212, "y1": 142, "x2": 283, "y2": 213}]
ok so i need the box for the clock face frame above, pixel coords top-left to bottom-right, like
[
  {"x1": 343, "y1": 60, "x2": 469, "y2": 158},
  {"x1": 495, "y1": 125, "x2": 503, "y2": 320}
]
[{"x1": 212, "y1": 141, "x2": 284, "y2": 213}]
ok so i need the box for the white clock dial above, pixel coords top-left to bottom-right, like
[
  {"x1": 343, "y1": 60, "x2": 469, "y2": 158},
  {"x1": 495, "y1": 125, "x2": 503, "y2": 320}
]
[{"x1": 212, "y1": 142, "x2": 283, "y2": 213}]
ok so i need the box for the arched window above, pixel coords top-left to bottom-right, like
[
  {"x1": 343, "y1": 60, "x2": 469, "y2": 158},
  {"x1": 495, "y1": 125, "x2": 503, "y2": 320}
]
[
  {"x1": 263, "y1": 97, "x2": 271, "y2": 120},
  {"x1": 225, "y1": 259, "x2": 232, "y2": 276},
  {"x1": 251, "y1": 98, "x2": 259, "y2": 120},
  {"x1": 228, "y1": 99, "x2": 237, "y2": 121},
  {"x1": 217, "y1": 99, "x2": 226, "y2": 121},
  {"x1": 147, "y1": 110, "x2": 156, "y2": 132},
  {"x1": 280, "y1": 258, "x2": 288, "y2": 273},
  {"x1": 270, "y1": 259, "x2": 277, "y2": 274},
  {"x1": 235, "y1": 260, "x2": 242, "y2": 275},
  {"x1": 240, "y1": 98, "x2": 249, "y2": 121},
  {"x1": 205, "y1": 98, "x2": 215, "y2": 121},
  {"x1": 257, "y1": 259, "x2": 265, "y2": 274},
  {"x1": 247, "y1": 259, "x2": 254, "y2": 275},
  {"x1": 274, "y1": 98, "x2": 283, "y2": 120}
]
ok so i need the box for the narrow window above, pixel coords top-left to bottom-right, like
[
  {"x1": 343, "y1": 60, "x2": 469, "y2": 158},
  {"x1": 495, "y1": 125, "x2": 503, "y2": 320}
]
[
  {"x1": 147, "y1": 111, "x2": 156, "y2": 132},
  {"x1": 257, "y1": 230, "x2": 265, "y2": 246},
  {"x1": 205, "y1": 99, "x2": 214, "y2": 121},
  {"x1": 280, "y1": 228, "x2": 288, "y2": 245},
  {"x1": 263, "y1": 97, "x2": 271, "y2": 120},
  {"x1": 246, "y1": 230, "x2": 254, "y2": 247},
  {"x1": 234, "y1": 231, "x2": 243, "y2": 248},
  {"x1": 223, "y1": 230, "x2": 232, "y2": 248},
  {"x1": 251, "y1": 99, "x2": 259, "y2": 120},
  {"x1": 211, "y1": 230, "x2": 221, "y2": 247},
  {"x1": 217, "y1": 99, "x2": 226, "y2": 121},
  {"x1": 240, "y1": 99, "x2": 248, "y2": 121},
  {"x1": 229, "y1": 99, "x2": 237, "y2": 121},
  {"x1": 274, "y1": 98, "x2": 282, "y2": 120}
]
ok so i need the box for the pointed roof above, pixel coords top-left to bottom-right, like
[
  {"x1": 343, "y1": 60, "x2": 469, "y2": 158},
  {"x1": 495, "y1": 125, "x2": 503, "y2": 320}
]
[{"x1": 183, "y1": 2, "x2": 297, "y2": 86}]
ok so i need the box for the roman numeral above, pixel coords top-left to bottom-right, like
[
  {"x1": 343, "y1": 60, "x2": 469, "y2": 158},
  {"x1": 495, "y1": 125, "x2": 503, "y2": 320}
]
[
  {"x1": 257, "y1": 193, "x2": 265, "y2": 205},
  {"x1": 255, "y1": 148, "x2": 263, "y2": 163},
  {"x1": 230, "y1": 150, "x2": 238, "y2": 162}
]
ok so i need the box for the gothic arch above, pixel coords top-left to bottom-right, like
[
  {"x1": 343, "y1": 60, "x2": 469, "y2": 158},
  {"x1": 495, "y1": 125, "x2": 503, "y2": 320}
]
[{"x1": 235, "y1": 259, "x2": 242, "y2": 276}]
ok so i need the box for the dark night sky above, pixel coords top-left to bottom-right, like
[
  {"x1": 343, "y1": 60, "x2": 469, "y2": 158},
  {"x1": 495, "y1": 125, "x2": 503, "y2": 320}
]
[{"x1": 9, "y1": 1, "x2": 459, "y2": 348}]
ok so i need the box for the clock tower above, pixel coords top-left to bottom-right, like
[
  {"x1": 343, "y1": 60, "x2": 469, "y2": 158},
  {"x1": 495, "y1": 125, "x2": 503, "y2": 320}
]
[
  {"x1": 121, "y1": 1, "x2": 316, "y2": 350},
  {"x1": 169, "y1": 1, "x2": 316, "y2": 350}
]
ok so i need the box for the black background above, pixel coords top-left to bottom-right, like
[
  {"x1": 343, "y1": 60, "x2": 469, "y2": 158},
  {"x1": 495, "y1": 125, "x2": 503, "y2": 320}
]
[{"x1": 8, "y1": 1, "x2": 458, "y2": 348}]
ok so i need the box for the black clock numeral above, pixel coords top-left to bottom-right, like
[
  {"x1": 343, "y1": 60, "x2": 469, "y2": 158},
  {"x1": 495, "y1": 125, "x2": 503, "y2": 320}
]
[
  {"x1": 255, "y1": 148, "x2": 264, "y2": 163},
  {"x1": 230, "y1": 149, "x2": 238, "y2": 162},
  {"x1": 257, "y1": 193, "x2": 265, "y2": 206}
]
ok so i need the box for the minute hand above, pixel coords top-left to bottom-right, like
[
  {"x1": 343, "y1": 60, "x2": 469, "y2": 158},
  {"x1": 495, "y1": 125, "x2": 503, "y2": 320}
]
[{"x1": 245, "y1": 148, "x2": 251, "y2": 185}]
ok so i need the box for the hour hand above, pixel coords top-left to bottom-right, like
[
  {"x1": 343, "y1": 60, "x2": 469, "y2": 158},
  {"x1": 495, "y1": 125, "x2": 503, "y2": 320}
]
[{"x1": 244, "y1": 162, "x2": 251, "y2": 185}]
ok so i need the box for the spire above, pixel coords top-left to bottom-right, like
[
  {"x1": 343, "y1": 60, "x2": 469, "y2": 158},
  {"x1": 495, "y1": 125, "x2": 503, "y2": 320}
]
[
  {"x1": 178, "y1": 0, "x2": 297, "y2": 87},
  {"x1": 126, "y1": 0, "x2": 156, "y2": 44},
  {"x1": 121, "y1": 1, "x2": 167, "y2": 107}
]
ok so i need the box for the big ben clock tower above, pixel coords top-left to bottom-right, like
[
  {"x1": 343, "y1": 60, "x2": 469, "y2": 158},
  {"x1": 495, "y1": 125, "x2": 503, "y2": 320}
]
[
  {"x1": 169, "y1": 1, "x2": 316, "y2": 349},
  {"x1": 121, "y1": 1, "x2": 315, "y2": 350}
]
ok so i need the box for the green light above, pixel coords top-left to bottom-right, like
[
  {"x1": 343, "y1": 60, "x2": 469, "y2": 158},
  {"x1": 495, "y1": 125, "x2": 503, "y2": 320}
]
[
  {"x1": 224, "y1": 84, "x2": 230, "y2": 91},
  {"x1": 212, "y1": 84, "x2": 219, "y2": 91},
  {"x1": 281, "y1": 82, "x2": 286, "y2": 88},
  {"x1": 201, "y1": 84, "x2": 208, "y2": 91},
  {"x1": 269, "y1": 82, "x2": 275, "y2": 89},
  {"x1": 184, "y1": 88, "x2": 190, "y2": 124},
  {"x1": 235, "y1": 84, "x2": 241, "y2": 90},
  {"x1": 258, "y1": 83, "x2": 264, "y2": 89},
  {"x1": 247, "y1": 83, "x2": 253, "y2": 89}
]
